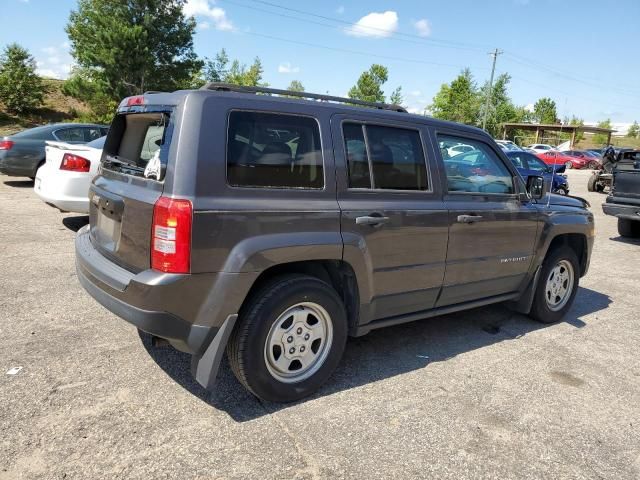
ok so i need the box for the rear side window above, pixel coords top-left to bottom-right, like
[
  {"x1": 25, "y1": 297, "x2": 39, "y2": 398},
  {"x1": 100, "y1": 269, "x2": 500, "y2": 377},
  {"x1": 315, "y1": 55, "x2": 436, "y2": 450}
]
[
  {"x1": 227, "y1": 111, "x2": 323, "y2": 189},
  {"x1": 343, "y1": 123, "x2": 428, "y2": 190},
  {"x1": 102, "y1": 111, "x2": 172, "y2": 179},
  {"x1": 55, "y1": 127, "x2": 86, "y2": 142}
]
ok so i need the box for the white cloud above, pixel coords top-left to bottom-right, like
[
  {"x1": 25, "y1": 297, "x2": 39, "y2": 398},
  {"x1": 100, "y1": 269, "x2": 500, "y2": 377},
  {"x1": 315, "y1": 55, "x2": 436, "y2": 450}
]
[
  {"x1": 278, "y1": 62, "x2": 300, "y2": 74},
  {"x1": 36, "y1": 43, "x2": 74, "y2": 79},
  {"x1": 413, "y1": 18, "x2": 431, "y2": 37},
  {"x1": 345, "y1": 11, "x2": 398, "y2": 38},
  {"x1": 525, "y1": 103, "x2": 535, "y2": 112},
  {"x1": 336, "y1": 5, "x2": 345, "y2": 14},
  {"x1": 409, "y1": 90, "x2": 422, "y2": 96},
  {"x1": 197, "y1": 21, "x2": 210, "y2": 30},
  {"x1": 184, "y1": 0, "x2": 233, "y2": 31}
]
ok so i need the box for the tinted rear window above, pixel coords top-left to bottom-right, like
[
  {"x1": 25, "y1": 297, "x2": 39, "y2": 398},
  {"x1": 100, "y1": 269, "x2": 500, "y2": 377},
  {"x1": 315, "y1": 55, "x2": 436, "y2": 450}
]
[
  {"x1": 227, "y1": 111, "x2": 323, "y2": 189},
  {"x1": 102, "y1": 111, "x2": 172, "y2": 179}
]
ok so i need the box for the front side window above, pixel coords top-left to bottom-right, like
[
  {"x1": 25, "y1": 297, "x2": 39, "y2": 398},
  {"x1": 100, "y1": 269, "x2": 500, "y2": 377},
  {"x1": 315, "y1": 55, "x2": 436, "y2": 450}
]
[
  {"x1": 343, "y1": 123, "x2": 428, "y2": 191},
  {"x1": 526, "y1": 154, "x2": 550, "y2": 173},
  {"x1": 438, "y1": 135, "x2": 514, "y2": 194},
  {"x1": 227, "y1": 111, "x2": 323, "y2": 189}
]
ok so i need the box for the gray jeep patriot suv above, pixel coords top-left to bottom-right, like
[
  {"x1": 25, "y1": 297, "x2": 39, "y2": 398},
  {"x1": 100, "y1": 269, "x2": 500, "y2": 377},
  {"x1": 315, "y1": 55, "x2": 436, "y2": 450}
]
[{"x1": 75, "y1": 83, "x2": 594, "y2": 402}]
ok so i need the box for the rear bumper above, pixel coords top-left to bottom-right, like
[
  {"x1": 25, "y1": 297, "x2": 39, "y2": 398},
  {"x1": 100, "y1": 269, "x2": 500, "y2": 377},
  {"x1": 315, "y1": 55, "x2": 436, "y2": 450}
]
[
  {"x1": 35, "y1": 166, "x2": 90, "y2": 213},
  {"x1": 75, "y1": 225, "x2": 257, "y2": 355},
  {"x1": 0, "y1": 155, "x2": 38, "y2": 177},
  {"x1": 602, "y1": 202, "x2": 640, "y2": 220}
]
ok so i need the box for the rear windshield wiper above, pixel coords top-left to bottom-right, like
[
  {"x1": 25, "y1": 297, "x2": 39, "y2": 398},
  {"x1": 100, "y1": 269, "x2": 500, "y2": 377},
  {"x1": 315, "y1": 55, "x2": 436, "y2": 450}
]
[{"x1": 103, "y1": 155, "x2": 143, "y2": 171}]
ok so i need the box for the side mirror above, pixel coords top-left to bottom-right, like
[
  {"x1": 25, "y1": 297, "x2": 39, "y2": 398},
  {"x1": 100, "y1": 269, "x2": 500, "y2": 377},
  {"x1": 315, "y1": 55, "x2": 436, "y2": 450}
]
[
  {"x1": 526, "y1": 175, "x2": 546, "y2": 200},
  {"x1": 553, "y1": 164, "x2": 566, "y2": 174}
]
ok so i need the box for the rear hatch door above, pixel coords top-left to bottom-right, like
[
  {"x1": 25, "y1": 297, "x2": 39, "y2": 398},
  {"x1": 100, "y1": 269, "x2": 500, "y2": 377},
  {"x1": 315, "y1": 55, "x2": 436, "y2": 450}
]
[
  {"x1": 612, "y1": 153, "x2": 640, "y2": 204},
  {"x1": 89, "y1": 104, "x2": 175, "y2": 272}
]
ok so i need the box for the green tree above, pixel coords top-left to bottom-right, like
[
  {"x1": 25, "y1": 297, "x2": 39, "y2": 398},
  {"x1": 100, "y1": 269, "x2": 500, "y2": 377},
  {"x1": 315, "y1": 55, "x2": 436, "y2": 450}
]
[
  {"x1": 203, "y1": 48, "x2": 230, "y2": 83},
  {"x1": 593, "y1": 119, "x2": 612, "y2": 145},
  {"x1": 348, "y1": 64, "x2": 388, "y2": 103},
  {"x1": 0, "y1": 43, "x2": 43, "y2": 113},
  {"x1": 430, "y1": 68, "x2": 480, "y2": 125},
  {"x1": 66, "y1": 0, "x2": 202, "y2": 101},
  {"x1": 287, "y1": 80, "x2": 304, "y2": 92},
  {"x1": 478, "y1": 73, "x2": 524, "y2": 137},
  {"x1": 627, "y1": 121, "x2": 639, "y2": 138},
  {"x1": 532, "y1": 97, "x2": 558, "y2": 124},
  {"x1": 389, "y1": 86, "x2": 404, "y2": 106},
  {"x1": 202, "y1": 50, "x2": 266, "y2": 87},
  {"x1": 62, "y1": 66, "x2": 116, "y2": 123}
]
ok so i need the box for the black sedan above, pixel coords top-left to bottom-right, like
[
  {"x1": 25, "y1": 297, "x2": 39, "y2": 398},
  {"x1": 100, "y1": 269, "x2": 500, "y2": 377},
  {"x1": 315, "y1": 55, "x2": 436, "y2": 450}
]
[{"x1": 0, "y1": 123, "x2": 108, "y2": 178}]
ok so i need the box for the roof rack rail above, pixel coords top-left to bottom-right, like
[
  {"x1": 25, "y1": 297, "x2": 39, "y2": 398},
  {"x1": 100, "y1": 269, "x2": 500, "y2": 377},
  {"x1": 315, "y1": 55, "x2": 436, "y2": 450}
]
[{"x1": 200, "y1": 82, "x2": 407, "y2": 113}]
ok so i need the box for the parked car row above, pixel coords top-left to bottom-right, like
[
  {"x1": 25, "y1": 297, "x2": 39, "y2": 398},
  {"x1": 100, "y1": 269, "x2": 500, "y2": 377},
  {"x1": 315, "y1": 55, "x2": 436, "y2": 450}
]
[{"x1": 0, "y1": 123, "x2": 107, "y2": 179}]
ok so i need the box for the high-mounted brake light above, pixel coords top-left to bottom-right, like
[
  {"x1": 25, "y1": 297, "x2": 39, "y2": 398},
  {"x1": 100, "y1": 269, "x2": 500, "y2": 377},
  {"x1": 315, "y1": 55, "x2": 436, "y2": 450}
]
[
  {"x1": 126, "y1": 95, "x2": 145, "y2": 106},
  {"x1": 0, "y1": 140, "x2": 14, "y2": 150},
  {"x1": 151, "y1": 197, "x2": 192, "y2": 273},
  {"x1": 60, "y1": 153, "x2": 91, "y2": 172}
]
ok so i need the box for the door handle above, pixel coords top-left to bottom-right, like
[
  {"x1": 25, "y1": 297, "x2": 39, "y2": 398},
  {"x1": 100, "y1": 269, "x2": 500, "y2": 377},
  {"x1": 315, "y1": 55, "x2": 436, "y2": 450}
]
[
  {"x1": 356, "y1": 215, "x2": 390, "y2": 226},
  {"x1": 457, "y1": 214, "x2": 483, "y2": 224}
]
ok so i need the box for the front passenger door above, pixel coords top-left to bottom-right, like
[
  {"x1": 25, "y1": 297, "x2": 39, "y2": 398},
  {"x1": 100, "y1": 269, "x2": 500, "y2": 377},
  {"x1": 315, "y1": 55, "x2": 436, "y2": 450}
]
[{"x1": 436, "y1": 133, "x2": 540, "y2": 307}]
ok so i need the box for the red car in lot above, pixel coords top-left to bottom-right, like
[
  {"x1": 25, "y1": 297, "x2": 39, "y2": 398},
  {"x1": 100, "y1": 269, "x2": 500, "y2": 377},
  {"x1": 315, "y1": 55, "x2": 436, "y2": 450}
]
[{"x1": 536, "y1": 150, "x2": 597, "y2": 169}]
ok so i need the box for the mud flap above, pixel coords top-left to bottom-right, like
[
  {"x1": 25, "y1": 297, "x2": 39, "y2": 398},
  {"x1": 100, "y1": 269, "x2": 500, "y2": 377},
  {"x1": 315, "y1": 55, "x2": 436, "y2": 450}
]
[
  {"x1": 507, "y1": 266, "x2": 542, "y2": 314},
  {"x1": 191, "y1": 314, "x2": 238, "y2": 390}
]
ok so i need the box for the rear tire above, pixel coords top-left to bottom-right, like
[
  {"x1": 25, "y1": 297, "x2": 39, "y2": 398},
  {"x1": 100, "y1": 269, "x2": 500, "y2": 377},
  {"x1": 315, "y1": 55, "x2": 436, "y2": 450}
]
[
  {"x1": 587, "y1": 161, "x2": 599, "y2": 169},
  {"x1": 618, "y1": 218, "x2": 640, "y2": 238},
  {"x1": 564, "y1": 161, "x2": 573, "y2": 169},
  {"x1": 529, "y1": 246, "x2": 580, "y2": 324},
  {"x1": 227, "y1": 275, "x2": 348, "y2": 402}
]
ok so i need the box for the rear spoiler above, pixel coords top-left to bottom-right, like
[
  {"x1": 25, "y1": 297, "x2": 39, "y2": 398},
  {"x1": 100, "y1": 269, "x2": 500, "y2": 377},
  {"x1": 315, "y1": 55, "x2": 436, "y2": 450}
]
[{"x1": 45, "y1": 140, "x2": 93, "y2": 151}]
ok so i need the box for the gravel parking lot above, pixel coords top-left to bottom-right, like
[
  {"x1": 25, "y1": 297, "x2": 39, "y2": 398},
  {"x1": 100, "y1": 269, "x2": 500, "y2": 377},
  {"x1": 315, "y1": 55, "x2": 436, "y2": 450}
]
[{"x1": 1, "y1": 169, "x2": 639, "y2": 479}]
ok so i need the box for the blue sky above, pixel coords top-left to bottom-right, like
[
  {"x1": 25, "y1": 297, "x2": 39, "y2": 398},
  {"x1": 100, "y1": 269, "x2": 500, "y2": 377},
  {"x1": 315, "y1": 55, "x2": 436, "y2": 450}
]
[{"x1": 2, "y1": 0, "x2": 640, "y2": 128}]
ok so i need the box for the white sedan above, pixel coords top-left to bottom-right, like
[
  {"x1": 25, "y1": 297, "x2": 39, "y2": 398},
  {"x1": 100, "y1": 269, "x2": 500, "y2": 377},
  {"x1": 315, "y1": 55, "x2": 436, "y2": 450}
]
[{"x1": 34, "y1": 136, "x2": 105, "y2": 213}]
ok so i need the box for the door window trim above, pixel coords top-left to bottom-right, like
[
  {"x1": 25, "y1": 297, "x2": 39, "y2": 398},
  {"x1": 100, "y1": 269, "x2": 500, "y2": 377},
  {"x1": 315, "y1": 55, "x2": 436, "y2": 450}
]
[
  {"x1": 434, "y1": 128, "x2": 523, "y2": 199},
  {"x1": 224, "y1": 108, "x2": 326, "y2": 191},
  {"x1": 340, "y1": 118, "x2": 434, "y2": 194}
]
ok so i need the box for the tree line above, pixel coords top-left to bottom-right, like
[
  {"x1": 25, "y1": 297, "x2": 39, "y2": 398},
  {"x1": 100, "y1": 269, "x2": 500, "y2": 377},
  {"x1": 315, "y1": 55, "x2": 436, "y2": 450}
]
[{"x1": 0, "y1": 0, "x2": 633, "y2": 140}]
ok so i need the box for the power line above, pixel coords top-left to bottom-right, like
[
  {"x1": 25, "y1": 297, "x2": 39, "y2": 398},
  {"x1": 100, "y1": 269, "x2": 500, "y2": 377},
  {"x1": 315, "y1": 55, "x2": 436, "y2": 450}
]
[
  {"x1": 231, "y1": 0, "x2": 640, "y2": 98},
  {"x1": 238, "y1": 0, "x2": 490, "y2": 52}
]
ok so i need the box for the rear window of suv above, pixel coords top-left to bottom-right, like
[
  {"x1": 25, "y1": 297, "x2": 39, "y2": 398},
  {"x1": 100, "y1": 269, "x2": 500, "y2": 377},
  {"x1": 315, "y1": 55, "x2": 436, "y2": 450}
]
[
  {"x1": 102, "y1": 111, "x2": 172, "y2": 180},
  {"x1": 227, "y1": 111, "x2": 323, "y2": 189}
]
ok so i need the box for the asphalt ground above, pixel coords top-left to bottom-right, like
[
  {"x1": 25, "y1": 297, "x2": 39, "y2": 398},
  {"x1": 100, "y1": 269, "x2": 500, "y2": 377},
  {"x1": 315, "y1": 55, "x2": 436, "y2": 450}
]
[{"x1": 1, "y1": 169, "x2": 639, "y2": 479}]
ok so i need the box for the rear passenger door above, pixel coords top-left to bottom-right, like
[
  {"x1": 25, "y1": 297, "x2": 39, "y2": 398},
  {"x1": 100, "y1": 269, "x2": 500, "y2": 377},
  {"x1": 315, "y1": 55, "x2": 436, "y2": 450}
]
[
  {"x1": 332, "y1": 115, "x2": 449, "y2": 322},
  {"x1": 434, "y1": 131, "x2": 539, "y2": 306}
]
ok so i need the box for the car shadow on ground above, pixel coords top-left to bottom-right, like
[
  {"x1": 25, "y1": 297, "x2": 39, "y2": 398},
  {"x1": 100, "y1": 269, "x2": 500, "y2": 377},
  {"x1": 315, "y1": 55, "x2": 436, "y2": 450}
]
[
  {"x1": 140, "y1": 286, "x2": 610, "y2": 422},
  {"x1": 3, "y1": 179, "x2": 34, "y2": 188},
  {"x1": 62, "y1": 215, "x2": 89, "y2": 232},
  {"x1": 609, "y1": 235, "x2": 640, "y2": 245}
]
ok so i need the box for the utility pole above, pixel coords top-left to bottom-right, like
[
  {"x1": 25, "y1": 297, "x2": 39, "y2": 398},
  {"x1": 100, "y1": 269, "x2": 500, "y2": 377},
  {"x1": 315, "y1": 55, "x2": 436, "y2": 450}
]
[{"x1": 482, "y1": 48, "x2": 503, "y2": 131}]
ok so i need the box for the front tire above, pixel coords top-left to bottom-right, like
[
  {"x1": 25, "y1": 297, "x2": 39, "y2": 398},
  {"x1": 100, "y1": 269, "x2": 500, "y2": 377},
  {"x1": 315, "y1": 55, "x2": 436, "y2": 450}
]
[
  {"x1": 227, "y1": 275, "x2": 347, "y2": 402},
  {"x1": 618, "y1": 218, "x2": 640, "y2": 237},
  {"x1": 587, "y1": 175, "x2": 597, "y2": 192},
  {"x1": 529, "y1": 246, "x2": 580, "y2": 324}
]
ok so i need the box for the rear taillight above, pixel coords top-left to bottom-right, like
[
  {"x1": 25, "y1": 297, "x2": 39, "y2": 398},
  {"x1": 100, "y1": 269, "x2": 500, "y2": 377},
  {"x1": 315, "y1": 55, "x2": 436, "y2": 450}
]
[
  {"x1": 126, "y1": 95, "x2": 145, "y2": 106},
  {"x1": 151, "y1": 197, "x2": 192, "y2": 273},
  {"x1": 60, "y1": 153, "x2": 91, "y2": 172},
  {"x1": 0, "y1": 140, "x2": 14, "y2": 150}
]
